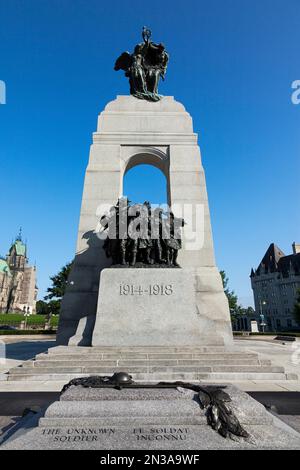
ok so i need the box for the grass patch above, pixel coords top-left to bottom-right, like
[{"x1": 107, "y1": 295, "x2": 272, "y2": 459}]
[{"x1": 0, "y1": 313, "x2": 59, "y2": 327}]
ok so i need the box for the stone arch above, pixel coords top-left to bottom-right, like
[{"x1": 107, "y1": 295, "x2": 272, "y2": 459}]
[{"x1": 120, "y1": 147, "x2": 171, "y2": 205}]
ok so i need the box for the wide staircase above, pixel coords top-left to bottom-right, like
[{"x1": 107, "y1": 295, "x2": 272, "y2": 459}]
[{"x1": 5, "y1": 345, "x2": 297, "y2": 382}]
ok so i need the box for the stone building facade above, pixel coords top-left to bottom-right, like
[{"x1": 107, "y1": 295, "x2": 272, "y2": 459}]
[
  {"x1": 250, "y1": 242, "x2": 300, "y2": 331},
  {"x1": 0, "y1": 236, "x2": 38, "y2": 313}
]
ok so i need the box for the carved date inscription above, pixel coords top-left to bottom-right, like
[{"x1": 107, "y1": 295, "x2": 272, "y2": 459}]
[{"x1": 119, "y1": 284, "x2": 173, "y2": 296}]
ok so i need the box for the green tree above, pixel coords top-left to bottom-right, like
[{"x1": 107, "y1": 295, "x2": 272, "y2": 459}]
[
  {"x1": 220, "y1": 270, "x2": 242, "y2": 326},
  {"x1": 293, "y1": 289, "x2": 300, "y2": 327},
  {"x1": 220, "y1": 270, "x2": 239, "y2": 312},
  {"x1": 240, "y1": 306, "x2": 255, "y2": 316},
  {"x1": 36, "y1": 300, "x2": 50, "y2": 315},
  {"x1": 44, "y1": 261, "x2": 73, "y2": 314},
  {"x1": 47, "y1": 299, "x2": 61, "y2": 316},
  {"x1": 36, "y1": 299, "x2": 61, "y2": 317}
]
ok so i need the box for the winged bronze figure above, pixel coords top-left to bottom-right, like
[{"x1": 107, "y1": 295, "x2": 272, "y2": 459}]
[{"x1": 114, "y1": 27, "x2": 169, "y2": 102}]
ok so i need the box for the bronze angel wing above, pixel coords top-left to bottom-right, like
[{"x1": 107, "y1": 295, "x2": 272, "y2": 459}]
[{"x1": 114, "y1": 51, "x2": 132, "y2": 72}]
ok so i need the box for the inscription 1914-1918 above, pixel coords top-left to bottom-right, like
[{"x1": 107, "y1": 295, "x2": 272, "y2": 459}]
[{"x1": 119, "y1": 284, "x2": 173, "y2": 296}]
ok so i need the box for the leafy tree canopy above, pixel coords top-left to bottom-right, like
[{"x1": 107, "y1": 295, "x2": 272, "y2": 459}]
[
  {"x1": 44, "y1": 261, "x2": 73, "y2": 301},
  {"x1": 39, "y1": 261, "x2": 73, "y2": 316},
  {"x1": 220, "y1": 270, "x2": 239, "y2": 313},
  {"x1": 36, "y1": 299, "x2": 61, "y2": 316},
  {"x1": 36, "y1": 300, "x2": 49, "y2": 315}
]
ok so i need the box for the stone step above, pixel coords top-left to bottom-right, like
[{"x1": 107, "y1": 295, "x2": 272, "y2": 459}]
[
  {"x1": 121, "y1": 371, "x2": 297, "y2": 382},
  {"x1": 36, "y1": 352, "x2": 259, "y2": 361},
  {"x1": 8, "y1": 364, "x2": 285, "y2": 375},
  {"x1": 46, "y1": 345, "x2": 228, "y2": 355},
  {"x1": 9, "y1": 366, "x2": 212, "y2": 375},
  {"x1": 6, "y1": 371, "x2": 296, "y2": 382},
  {"x1": 26, "y1": 358, "x2": 264, "y2": 368}
]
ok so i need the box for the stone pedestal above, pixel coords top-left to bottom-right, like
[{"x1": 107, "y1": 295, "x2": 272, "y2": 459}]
[{"x1": 93, "y1": 268, "x2": 232, "y2": 347}]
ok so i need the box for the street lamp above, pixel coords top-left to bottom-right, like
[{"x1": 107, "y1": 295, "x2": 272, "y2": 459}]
[
  {"x1": 23, "y1": 305, "x2": 32, "y2": 330},
  {"x1": 259, "y1": 299, "x2": 267, "y2": 333}
]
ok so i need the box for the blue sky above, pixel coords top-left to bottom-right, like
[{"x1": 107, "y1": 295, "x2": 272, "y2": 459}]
[{"x1": 0, "y1": 0, "x2": 299, "y2": 306}]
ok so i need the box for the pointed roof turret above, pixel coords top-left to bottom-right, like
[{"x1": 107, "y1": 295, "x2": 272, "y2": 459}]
[
  {"x1": 16, "y1": 227, "x2": 22, "y2": 241},
  {"x1": 8, "y1": 228, "x2": 27, "y2": 258},
  {"x1": 256, "y1": 243, "x2": 285, "y2": 275}
]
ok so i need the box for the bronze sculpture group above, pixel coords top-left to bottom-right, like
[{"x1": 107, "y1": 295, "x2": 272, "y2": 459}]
[
  {"x1": 100, "y1": 198, "x2": 185, "y2": 267},
  {"x1": 114, "y1": 27, "x2": 169, "y2": 102}
]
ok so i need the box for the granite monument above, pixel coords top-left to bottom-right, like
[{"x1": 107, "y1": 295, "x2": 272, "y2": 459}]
[{"x1": 56, "y1": 27, "x2": 232, "y2": 350}]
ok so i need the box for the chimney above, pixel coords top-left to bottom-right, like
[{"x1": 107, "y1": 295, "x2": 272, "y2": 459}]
[{"x1": 292, "y1": 242, "x2": 300, "y2": 255}]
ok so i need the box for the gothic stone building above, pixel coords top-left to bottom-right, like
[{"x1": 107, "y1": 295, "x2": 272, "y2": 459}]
[
  {"x1": 0, "y1": 237, "x2": 38, "y2": 314},
  {"x1": 251, "y1": 242, "x2": 300, "y2": 331}
]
